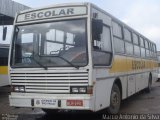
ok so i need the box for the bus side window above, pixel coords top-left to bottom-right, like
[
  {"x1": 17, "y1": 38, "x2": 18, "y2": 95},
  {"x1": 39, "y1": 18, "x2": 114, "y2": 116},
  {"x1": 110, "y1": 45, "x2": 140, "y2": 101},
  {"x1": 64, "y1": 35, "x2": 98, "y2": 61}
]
[
  {"x1": 125, "y1": 42, "x2": 133, "y2": 55},
  {"x1": 112, "y1": 21, "x2": 122, "y2": 38},
  {"x1": 93, "y1": 25, "x2": 112, "y2": 66},
  {"x1": 132, "y1": 33, "x2": 139, "y2": 45},
  {"x1": 140, "y1": 37, "x2": 145, "y2": 47},
  {"x1": 93, "y1": 26, "x2": 112, "y2": 52},
  {"x1": 114, "y1": 37, "x2": 125, "y2": 54},
  {"x1": 124, "y1": 28, "x2": 132, "y2": 42}
]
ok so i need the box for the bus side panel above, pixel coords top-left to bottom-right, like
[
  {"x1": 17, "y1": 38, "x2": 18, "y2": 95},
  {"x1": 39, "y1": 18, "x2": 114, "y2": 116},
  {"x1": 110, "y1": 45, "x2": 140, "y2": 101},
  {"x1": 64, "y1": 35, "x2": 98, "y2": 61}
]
[
  {"x1": 136, "y1": 59, "x2": 149, "y2": 92},
  {"x1": 126, "y1": 57, "x2": 135, "y2": 96},
  {"x1": 95, "y1": 78, "x2": 114, "y2": 111},
  {"x1": 144, "y1": 60, "x2": 153, "y2": 88},
  {"x1": 152, "y1": 61, "x2": 158, "y2": 83},
  {"x1": 135, "y1": 73, "x2": 144, "y2": 92},
  {"x1": 135, "y1": 58, "x2": 147, "y2": 92},
  {"x1": 142, "y1": 71, "x2": 148, "y2": 89},
  {"x1": 120, "y1": 76, "x2": 127, "y2": 100},
  {"x1": 109, "y1": 55, "x2": 128, "y2": 99},
  {"x1": 153, "y1": 69, "x2": 158, "y2": 83},
  {"x1": 134, "y1": 58, "x2": 142, "y2": 93},
  {"x1": 93, "y1": 69, "x2": 114, "y2": 111},
  {"x1": 133, "y1": 58, "x2": 146, "y2": 94},
  {"x1": 144, "y1": 71, "x2": 150, "y2": 88},
  {"x1": 127, "y1": 75, "x2": 135, "y2": 96}
]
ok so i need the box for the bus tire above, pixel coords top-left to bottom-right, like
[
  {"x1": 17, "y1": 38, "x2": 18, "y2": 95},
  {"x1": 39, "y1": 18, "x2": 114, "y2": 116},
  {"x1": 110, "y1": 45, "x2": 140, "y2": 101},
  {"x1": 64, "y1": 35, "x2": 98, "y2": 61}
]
[
  {"x1": 107, "y1": 84, "x2": 121, "y2": 114},
  {"x1": 42, "y1": 109, "x2": 59, "y2": 115},
  {"x1": 145, "y1": 75, "x2": 152, "y2": 93}
]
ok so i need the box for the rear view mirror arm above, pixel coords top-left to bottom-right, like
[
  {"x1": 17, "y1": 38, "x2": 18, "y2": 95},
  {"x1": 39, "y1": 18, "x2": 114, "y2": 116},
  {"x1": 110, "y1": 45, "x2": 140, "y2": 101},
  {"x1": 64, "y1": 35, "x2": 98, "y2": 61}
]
[{"x1": 2, "y1": 26, "x2": 7, "y2": 41}]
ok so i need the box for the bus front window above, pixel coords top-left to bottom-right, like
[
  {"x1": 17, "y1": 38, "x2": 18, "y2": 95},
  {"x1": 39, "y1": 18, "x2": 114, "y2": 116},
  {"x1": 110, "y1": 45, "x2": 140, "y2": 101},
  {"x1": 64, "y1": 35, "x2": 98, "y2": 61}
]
[{"x1": 11, "y1": 19, "x2": 88, "y2": 68}]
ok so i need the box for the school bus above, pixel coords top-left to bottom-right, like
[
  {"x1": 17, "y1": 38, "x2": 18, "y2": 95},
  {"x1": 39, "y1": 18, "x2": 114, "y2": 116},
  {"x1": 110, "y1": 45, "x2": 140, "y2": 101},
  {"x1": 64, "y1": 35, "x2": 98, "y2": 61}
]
[
  {"x1": 9, "y1": 3, "x2": 158, "y2": 114},
  {"x1": 0, "y1": 45, "x2": 9, "y2": 86}
]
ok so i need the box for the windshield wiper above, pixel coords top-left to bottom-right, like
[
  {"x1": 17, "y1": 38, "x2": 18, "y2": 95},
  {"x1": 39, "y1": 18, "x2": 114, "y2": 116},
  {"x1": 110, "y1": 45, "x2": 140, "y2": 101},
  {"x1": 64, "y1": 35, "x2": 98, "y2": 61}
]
[
  {"x1": 54, "y1": 56, "x2": 79, "y2": 69},
  {"x1": 15, "y1": 57, "x2": 48, "y2": 70},
  {"x1": 30, "y1": 57, "x2": 48, "y2": 70}
]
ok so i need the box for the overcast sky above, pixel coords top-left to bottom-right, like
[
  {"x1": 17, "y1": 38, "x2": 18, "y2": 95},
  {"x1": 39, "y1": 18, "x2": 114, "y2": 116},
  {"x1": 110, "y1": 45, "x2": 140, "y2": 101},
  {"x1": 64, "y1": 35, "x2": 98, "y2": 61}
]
[{"x1": 1, "y1": 0, "x2": 160, "y2": 50}]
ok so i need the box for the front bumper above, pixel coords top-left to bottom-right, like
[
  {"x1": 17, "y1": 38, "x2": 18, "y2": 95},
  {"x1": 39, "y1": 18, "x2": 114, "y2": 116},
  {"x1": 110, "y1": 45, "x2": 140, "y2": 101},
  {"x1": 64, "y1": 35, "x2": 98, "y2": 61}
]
[{"x1": 9, "y1": 93, "x2": 93, "y2": 111}]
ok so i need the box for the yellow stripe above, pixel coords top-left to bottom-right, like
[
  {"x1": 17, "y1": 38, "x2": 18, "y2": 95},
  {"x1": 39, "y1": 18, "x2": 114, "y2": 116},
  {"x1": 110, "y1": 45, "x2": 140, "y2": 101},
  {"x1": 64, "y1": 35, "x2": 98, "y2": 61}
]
[
  {"x1": 0, "y1": 66, "x2": 8, "y2": 75},
  {"x1": 109, "y1": 56, "x2": 158, "y2": 73}
]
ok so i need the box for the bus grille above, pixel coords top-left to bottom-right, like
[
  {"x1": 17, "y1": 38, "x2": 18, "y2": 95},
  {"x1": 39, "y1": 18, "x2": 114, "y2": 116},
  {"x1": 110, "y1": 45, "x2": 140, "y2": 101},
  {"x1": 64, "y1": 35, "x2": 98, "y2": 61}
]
[{"x1": 10, "y1": 70, "x2": 89, "y2": 94}]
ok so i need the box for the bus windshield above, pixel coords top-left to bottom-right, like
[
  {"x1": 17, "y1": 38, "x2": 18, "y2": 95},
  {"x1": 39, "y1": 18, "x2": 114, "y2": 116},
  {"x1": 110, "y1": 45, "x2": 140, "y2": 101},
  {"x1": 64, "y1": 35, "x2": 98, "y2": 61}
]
[{"x1": 11, "y1": 19, "x2": 88, "y2": 68}]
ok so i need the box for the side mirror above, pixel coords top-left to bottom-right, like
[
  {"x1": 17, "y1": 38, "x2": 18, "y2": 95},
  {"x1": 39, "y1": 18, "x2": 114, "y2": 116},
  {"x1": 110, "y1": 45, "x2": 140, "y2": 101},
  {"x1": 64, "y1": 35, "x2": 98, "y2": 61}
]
[
  {"x1": 3, "y1": 27, "x2": 7, "y2": 41},
  {"x1": 92, "y1": 19, "x2": 103, "y2": 41}
]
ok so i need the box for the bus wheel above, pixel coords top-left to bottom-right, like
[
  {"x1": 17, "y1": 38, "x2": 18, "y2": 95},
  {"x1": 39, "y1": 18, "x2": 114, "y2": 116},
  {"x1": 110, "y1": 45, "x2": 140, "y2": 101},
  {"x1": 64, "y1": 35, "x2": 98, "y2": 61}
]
[
  {"x1": 107, "y1": 84, "x2": 121, "y2": 114},
  {"x1": 145, "y1": 75, "x2": 152, "y2": 93},
  {"x1": 42, "y1": 109, "x2": 59, "y2": 115}
]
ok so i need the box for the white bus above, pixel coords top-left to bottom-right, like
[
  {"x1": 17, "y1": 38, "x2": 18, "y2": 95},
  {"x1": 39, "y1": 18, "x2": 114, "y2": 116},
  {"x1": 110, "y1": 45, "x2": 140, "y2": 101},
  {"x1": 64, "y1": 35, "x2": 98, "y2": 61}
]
[
  {"x1": 9, "y1": 3, "x2": 158, "y2": 114},
  {"x1": 0, "y1": 45, "x2": 9, "y2": 87}
]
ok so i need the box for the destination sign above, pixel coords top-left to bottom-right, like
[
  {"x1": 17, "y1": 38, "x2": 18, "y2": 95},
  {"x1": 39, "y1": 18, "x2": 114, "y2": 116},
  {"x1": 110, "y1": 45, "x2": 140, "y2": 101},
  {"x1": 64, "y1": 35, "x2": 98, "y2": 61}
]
[{"x1": 17, "y1": 6, "x2": 87, "y2": 22}]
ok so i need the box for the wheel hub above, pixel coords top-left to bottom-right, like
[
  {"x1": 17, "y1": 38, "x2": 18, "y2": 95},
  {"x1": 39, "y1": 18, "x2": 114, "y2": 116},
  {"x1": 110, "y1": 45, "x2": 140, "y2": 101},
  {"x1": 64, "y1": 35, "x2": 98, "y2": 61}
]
[{"x1": 111, "y1": 91, "x2": 119, "y2": 107}]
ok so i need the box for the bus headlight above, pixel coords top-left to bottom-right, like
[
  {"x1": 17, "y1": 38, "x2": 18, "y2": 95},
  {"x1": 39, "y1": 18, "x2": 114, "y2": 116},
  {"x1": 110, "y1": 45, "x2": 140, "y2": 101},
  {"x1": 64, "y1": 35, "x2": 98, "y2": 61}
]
[
  {"x1": 14, "y1": 86, "x2": 19, "y2": 92},
  {"x1": 79, "y1": 87, "x2": 87, "y2": 93},
  {"x1": 70, "y1": 86, "x2": 92, "y2": 94},
  {"x1": 19, "y1": 86, "x2": 25, "y2": 92},
  {"x1": 71, "y1": 87, "x2": 79, "y2": 93},
  {"x1": 12, "y1": 85, "x2": 25, "y2": 92}
]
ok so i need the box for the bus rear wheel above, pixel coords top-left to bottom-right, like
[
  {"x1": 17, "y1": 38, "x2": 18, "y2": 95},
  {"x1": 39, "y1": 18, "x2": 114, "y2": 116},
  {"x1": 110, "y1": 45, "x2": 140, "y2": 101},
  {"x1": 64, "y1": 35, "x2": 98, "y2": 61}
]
[{"x1": 107, "y1": 84, "x2": 121, "y2": 114}]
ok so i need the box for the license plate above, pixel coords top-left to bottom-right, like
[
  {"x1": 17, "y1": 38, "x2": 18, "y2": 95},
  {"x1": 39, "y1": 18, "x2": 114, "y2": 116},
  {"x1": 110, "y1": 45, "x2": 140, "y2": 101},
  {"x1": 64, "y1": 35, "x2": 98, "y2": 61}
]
[
  {"x1": 34, "y1": 99, "x2": 57, "y2": 107},
  {"x1": 66, "y1": 100, "x2": 83, "y2": 106}
]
